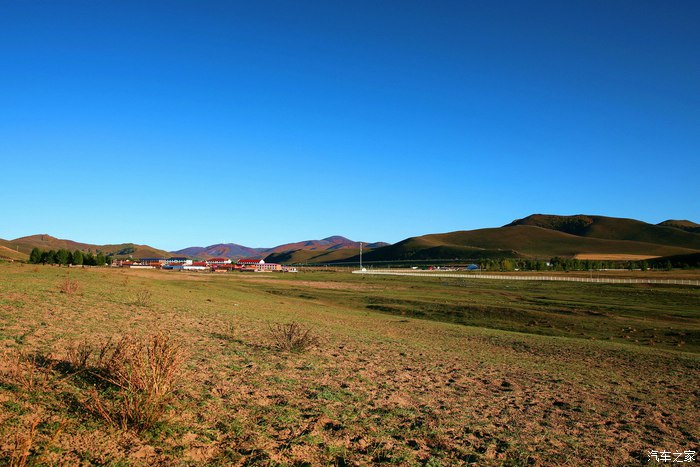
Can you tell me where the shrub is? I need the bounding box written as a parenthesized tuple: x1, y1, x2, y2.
(0, 350, 54, 392)
(133, 290, 153, 307)
(58, 278, 79, 294)
(84, 334, 185, 431)
(269, 321, 319, 353)
(65, 340, 93, 370)
(8, 416, 40, 467)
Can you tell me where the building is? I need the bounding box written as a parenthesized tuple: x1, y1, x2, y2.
(258, 262, 282, 271)
(164, 257, 192, 266)
(140, 258, 165, 267)
(237, 258, 265, 266)
(237, 258, 281, 272)
(205, 257, 232, 266)
(184, 261, 208, 271)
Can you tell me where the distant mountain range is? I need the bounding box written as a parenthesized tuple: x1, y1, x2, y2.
(2, 214, 699, 264)
(172, 236, 390, 263)
(0, 234, 389, 263)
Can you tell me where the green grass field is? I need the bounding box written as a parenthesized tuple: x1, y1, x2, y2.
(1, 263, 698, 465)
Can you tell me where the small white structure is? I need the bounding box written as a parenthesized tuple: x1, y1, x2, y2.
(164, 257, 193, 266)
(205, 257, 232, 266)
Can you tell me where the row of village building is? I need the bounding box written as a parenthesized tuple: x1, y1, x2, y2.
(114, 257, 296, 272)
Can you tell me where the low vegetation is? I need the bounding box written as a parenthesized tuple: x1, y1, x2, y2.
(0, 263, 698, 465)
(82, 334, 185, 432)
(269, 321, 319, 353)
(133, 289, 153, 307)
(57, 277, 79, 294)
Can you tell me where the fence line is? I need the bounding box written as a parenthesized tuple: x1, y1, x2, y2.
(352, 269, 700, 287)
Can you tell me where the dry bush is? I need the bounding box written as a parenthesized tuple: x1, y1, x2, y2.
(269, 321, 320, 353)
(133, 290, 153, 307)
(58, 277, 79, 294)
(84, 334, 185, 431)
(1, 350, 54, 392)
(225, 321, 237, 341)
(65, 340, 93, 370)
(8, 416, 40, 467)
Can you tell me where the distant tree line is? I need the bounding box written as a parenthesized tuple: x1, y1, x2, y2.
(29, 247, 112, 266)
(647, 254, 700, 270)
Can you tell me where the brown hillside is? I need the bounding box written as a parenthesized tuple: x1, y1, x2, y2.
(264, 236, 362, 255)
(658, 219, 700, 233)
(0, 245, 28, 261)
(265, 247, 367, 264)
(508, 214, 700, 250)
(359, 224, 700, 262)
(100, 243, 173, 259)
(11, 234, 92, 254)
(9, 235, 171, 259)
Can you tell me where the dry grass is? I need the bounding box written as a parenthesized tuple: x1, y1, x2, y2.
(1, 263, 699, 465)
(83, 334, 185, 432)
(1, 349, 54, 392)
(57, 277, 79, 294)
(269, 321, 320, 353)
(8, 417, 40, 467)
(132, 289, 153, 307)
(65, 340, 94, 370)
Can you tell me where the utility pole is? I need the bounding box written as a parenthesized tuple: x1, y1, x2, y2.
(360, 242, 363, 271)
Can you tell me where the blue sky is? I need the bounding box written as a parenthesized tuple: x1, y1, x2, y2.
(1, 1, 698, 250)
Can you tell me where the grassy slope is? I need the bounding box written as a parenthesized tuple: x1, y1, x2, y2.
(8, 235, 171, 258)
(361, 225, 698, 261)
(659, 219, 700, 233)
(0, 245, 28, 261)
(265, 248, 365, 264)
(0, 264, 698, 465)
(100, 243, 173, 259)
(511, 214, 700, 249)
(9, 234, 92, 254)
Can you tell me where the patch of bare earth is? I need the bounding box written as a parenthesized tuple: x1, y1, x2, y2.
(574, 254, 661, 261)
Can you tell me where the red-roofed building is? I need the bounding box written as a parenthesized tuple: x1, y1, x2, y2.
(237, 258, 265, 265)
(237, 258, 281, 271)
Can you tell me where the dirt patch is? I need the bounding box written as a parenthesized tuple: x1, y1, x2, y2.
(574, 254, 660, 260)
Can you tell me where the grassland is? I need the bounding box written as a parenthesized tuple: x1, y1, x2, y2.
(1, 263, 698, 465)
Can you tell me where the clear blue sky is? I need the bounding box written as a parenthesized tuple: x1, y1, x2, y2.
(2, 1, 698, 250)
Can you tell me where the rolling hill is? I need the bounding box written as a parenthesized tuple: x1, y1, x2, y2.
(658, 219, 700, 234)
(264, 247, 378, 264)
(173, 243, 267, 260)
(508, 214, 700, 250)
(173, 236, 389, 261)
(263, 236, 388, 254)
(327, 214, 700, 264)
(5, 235, 171, 259)
(5, 214, 699, 264)
(0, 244, 28, 261)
